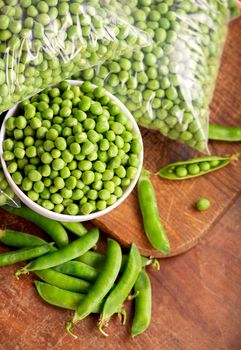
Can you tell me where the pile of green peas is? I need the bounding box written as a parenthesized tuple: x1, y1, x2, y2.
(77, 0, 230, 151)
(3, 81, 142, 215)
(0, 0, 148, 114)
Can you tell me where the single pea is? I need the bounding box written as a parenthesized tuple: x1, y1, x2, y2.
(59, 188, 72, 201)
(81, 141, 95, 156)
(195, 198, 211, 212)
(14, 147, 25, 159)
(102, 169, 114, 181)
(46, 129, 58, 141)
(175, 166, 188, 178)
(28, 170, 42, 182)
(61, 150, 74, 163)
(87, 189, 98, 201)
(54, 177, 65, 190)
(43, 140, 55, 152)
(21, 177, 33, 192)
(104, 181, 115, 193)
(40, 164, 51, 177)
(55, 137, 67, 151)
(51, 148, 61, 159)
(52, 158, 65, 171)
(54, 204, 64, 213)
(210, 160, 220, 168)
(82, 170, 95, 185)
(7, 162, 18, 174)
(65, 176, 77, 190)
(51, 193, 63, 205)
(33, 181, 45, 193)
(69, 142, 81, 155)
(79, 96, 91, 112)
(199, 162, 211, 172)
(66, 203, 79, 216)
(114, 186, 123, 198)
(126, 166, 138, 180)
(42, 200, 54, 211)
(121, 178, 131, 187)
(99, 189, 111, 201)
(41, 152, 53, 164)
(187, 164, 200, 175)
(15, 116, 27, 129)
(24, 136, 35, 147)
(80, 202, 94, 215)
(28, 190, 39, 202)
(96, 200, 107, 211)
(30, 117, 42, 129)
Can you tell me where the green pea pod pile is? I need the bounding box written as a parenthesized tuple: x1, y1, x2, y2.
(0, 208, 156, 338)
(0, 0, 150, 114)
(77, 0, 231, 151)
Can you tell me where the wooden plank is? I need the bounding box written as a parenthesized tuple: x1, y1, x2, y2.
(94, 18, 241, 258)
(0, 189, 240, 350)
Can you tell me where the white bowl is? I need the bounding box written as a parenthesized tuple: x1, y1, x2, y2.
(0, 80, 143, 222)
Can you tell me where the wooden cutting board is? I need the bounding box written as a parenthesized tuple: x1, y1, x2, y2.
(93, 18, 241, 258)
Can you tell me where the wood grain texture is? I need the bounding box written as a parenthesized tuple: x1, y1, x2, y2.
(94, 18, 241, 258)
(0, 17, 241, 350)
(0, 184, 241, 350)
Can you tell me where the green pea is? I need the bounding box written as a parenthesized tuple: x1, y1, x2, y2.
(175, 166, 188, 178)
(195, 198, 211, 212)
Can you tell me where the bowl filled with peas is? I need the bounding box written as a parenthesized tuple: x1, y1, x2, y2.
(0, 80, 143, 222)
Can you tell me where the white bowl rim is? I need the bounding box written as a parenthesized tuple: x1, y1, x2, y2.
(0, 80, 143, 222)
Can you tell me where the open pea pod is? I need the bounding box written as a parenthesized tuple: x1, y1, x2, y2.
(157, 153, 240, 181)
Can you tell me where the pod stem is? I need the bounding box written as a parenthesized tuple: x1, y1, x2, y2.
(127, 291, 140, 301)
(118, 307, 127, 325)
(0, 229, 5, 237)
(15, 267, 29, 280)
(140, 168, 151, 180)
(150, 258, 160, 270)
(230, 152, 241, 162)
(98, 320, 109, 337)
(65, 321, 78, 339)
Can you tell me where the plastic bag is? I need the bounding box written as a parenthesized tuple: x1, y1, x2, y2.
(77, 0, 230, 151)
(0, 0, 150, 115)
(228, 0, 241, 17)
(0, 160, 20, 207)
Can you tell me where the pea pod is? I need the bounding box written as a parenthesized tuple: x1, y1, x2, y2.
(61, 222, 88, 237)
(15, 228, 99, 277)
(3, 206, 69, 248)
(77, 251, 154, 271)
(138, 170, 170, 254)
(99, 244, 142, 334)
(209, 124, 241, 142)
(0, 228, 47, 248)
(35, 269, 91, 294)
(66, 239, 122, 338)
(0, 243, 54, 267)
(131, 270, 152, 337)
(157, 153, 241, 180)
(35, 281, 101, 313)
(54, 261, 98, 282)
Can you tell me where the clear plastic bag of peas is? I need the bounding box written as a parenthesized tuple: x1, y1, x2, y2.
(0, 160, 20, 207)
(0, 0, 150, 114)
(77, 0, 231, 151)
(228, 0, 241, 17)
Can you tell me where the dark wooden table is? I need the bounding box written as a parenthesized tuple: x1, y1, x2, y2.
(0, 17, 241, 350)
